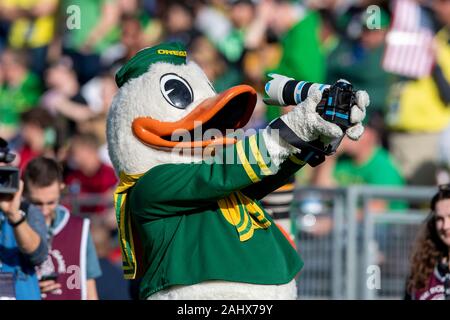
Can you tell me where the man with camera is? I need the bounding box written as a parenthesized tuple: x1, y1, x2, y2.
(0, 138, 48, 299)
(23, 156, 101, 300)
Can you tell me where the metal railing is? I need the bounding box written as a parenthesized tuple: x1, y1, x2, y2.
(292, 185, 436, 300)
(362, 212, 425, 299)
(61, 183, 437, 299)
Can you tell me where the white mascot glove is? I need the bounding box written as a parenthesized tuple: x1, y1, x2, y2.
(281, 85, 369, 142)
(263, 85, 370, 167)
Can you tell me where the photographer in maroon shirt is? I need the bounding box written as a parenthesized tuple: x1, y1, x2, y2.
(405, 184, 450, 300)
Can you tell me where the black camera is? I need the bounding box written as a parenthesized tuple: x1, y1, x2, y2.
(264, 74, 357, 155)
(0, 138, 19, 194)
(264, 73, 356, 132)
(316, 80, 355, 131)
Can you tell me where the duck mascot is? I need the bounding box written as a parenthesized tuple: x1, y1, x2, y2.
(106, 42, 369, 299)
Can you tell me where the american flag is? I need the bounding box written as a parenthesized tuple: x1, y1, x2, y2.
(382, 0, 435, 78)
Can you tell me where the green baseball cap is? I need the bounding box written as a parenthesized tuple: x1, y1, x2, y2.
(115, 42, 188, 88)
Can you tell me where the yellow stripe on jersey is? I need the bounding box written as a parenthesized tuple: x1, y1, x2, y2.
(236, 140, 260, 183)
(249, 135, 272, 176)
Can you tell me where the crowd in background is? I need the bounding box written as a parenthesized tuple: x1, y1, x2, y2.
(0, 0, 449, 299)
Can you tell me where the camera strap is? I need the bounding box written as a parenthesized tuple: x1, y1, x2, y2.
(269, 118, 327, 167)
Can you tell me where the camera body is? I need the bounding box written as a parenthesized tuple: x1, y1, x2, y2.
(264, 74, 356, 132)
(0, 138, 19, 194)
(316, 80, 355, 132)
(264, 74, 357, 155)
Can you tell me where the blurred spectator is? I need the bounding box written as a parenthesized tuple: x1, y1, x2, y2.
(61, 0, 120, 84)
(215, 0, 258, 65)
(79, 68, 118, 166)
(267, 0, 326, 83)
(117, 0, 140, 16)
(117, 0, 163, 47)
(432, 0, 450, 30)
(190, 36, 242, 92)
(64, 133, 117, 216)
(310, 116, 406, 251)
(162, 1, 202, 49)
(0, 0, 59, 76)
(326, 7, 392, 121)
(90, 219, 131, 300)
(0, 49, 42, 140)
(264, 0, 326, 123)
(41, 56, 94, 139)
(102, 0, 163, 66)
(0, 18, 9, 54)
(437, 125, 450, 185)
(0, 166, 48, 300)
(386, 0, 450, 185)
(23, 157, 101, 299)
(432, 0, 450, 186)
(102, 14, 147, 67)
(260, 176, 296, 241)
(12, 108, 57, 172)
(405, 184, 450, 300)
(312, 116, 406, 213)
(195, 0, 232, 43)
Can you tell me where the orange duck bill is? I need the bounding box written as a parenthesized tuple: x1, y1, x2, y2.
(132, 85, 257, 149)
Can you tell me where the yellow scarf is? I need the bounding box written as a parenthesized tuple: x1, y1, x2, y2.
(114, 171, 144, 280)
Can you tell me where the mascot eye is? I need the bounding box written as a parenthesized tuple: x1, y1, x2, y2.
(160, 74, 194, 109)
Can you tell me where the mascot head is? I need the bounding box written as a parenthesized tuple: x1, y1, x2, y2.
(107, 42, 257, 175)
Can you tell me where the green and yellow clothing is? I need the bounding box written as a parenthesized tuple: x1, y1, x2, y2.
(61, 0, 119, 54)
(116, 133, 305, 299)
(0, 72, 42, 128)
(334, 146, 406, 210)
(5, 0, 58, 49)
(387, 28, 450, 132)
(271, 11, 326, 83)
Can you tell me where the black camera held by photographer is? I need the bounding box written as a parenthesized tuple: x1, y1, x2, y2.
(264, 73, 357, 156)
(0, 137, 19, 194)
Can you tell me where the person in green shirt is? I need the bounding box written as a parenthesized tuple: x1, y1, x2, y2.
(312, 116, 406, 212)
(61, 0, 120, 84)
(310, 116, 406, 252)
(264, 1, 326, 123)
(326, 8, 392, 119)
(0, 49, 42, 140)
(215, 0, 258, 65)
(268, 3, 326, 83)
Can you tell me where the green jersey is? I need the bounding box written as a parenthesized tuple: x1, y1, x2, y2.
(265, 10, 326, 123)
(334, 147, 406, 210)
(0, 72, 41, 128)
(62, 0, 119, 54)
(128, 133, 305, 299)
